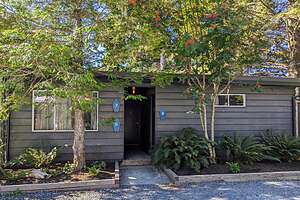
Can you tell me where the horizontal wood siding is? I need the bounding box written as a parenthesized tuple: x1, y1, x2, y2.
(9, 89, 124, 161)
(155, 84, 294, 140)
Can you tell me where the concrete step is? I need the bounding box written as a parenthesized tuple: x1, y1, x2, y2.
(120, 165, 170, 186)
(121, 159, 152, 167)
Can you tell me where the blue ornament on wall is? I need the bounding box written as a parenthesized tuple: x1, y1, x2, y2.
(112, 118, 121, 133)
(112, 99, 121, 113)
(160, 109, 166, 120)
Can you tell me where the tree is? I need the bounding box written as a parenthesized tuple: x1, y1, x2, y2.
(0, 1, 114, 171)
(100, 0, 270, 162)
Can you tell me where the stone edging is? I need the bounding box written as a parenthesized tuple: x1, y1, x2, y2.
(163, 168, 300, 185)
(0, 161, 120, 193)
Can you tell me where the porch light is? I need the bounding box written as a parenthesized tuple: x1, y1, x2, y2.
(132, 86, 136, 95)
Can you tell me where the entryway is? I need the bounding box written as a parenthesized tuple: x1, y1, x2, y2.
(123, 87, 155, 165)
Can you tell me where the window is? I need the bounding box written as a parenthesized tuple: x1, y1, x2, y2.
(216, 94, 246, 107)
(32, 91, 99, 132)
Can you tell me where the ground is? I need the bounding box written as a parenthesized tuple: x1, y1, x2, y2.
(2, 166, 300, 199)
(2, 181, 300, 200)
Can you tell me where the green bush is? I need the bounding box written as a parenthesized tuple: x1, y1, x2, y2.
(10, 147, 58, 168)
(152, 128, 210, 172)
(226, 162, 240, 173)
(220, 134, 272, 165)
(63, 162, 76, 175)
(86, 161, 106, 177)
(262, 133, 300, 162)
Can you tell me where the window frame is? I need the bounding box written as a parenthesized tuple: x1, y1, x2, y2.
(32, 90, 99, 132)
(215, 94, 246, 108)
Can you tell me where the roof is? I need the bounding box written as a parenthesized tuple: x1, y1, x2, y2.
(95, 72, 300, 87)
(235, 76, 300, 87)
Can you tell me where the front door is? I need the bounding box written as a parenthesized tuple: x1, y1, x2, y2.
(124, 87, 155, 153)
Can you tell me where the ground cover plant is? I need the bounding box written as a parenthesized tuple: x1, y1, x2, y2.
(0, 148, 114, 186)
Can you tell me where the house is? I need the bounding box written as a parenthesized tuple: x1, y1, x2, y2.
(4, 76, 300, 162)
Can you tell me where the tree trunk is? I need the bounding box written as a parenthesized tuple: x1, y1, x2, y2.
(210, 96, 217, 164)
(73, 108, 86, 171)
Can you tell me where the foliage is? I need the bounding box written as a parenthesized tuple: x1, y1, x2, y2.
(62, 162, 77, 175)
(1, 170, 29, 182)
(86, 161, 106, 177)
(262, 132, 300, 162)
(226, 162, 240, 174)
(220, 135, 274, 165)
(10, 147, 58, 169)
(125, 94, 147, 101)
(152, 128, 210, 172)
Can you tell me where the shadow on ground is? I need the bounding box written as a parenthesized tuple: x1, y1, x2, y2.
(2, 181, 300, 200)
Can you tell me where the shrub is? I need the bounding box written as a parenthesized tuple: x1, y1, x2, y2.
(10, 147, 58, 168)
(152, 128, 210, 172)
(262, 133, 300, 162)
(0, 139, 6, 175)
(220, 134, 271, 165)
(86, 161, 106, 177)
(63, 162, 76, 175)
(226, 162, 240, 173)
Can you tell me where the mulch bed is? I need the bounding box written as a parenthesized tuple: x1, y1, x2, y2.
(0, 163, 115, 186)
(176, 161, 300, 176)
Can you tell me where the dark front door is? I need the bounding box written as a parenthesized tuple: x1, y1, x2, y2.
(124, 87, 155, 153)
(124, 101, 142, 146)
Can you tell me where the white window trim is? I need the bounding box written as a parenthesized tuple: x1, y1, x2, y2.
(215, 94, 246, 108)
(32, 90, 99, 132)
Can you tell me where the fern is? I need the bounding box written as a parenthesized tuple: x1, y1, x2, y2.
(220, 134, 276, 165)
(262, 133, 300, 162)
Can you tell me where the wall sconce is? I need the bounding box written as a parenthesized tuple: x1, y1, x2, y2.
(112, 118, 121, 133)
(160, 109, 166, 120)
(132, 86, 136, 95)
(112, 99, 121, 113)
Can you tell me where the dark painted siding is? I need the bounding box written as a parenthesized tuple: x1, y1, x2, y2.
(9, 89, 124, 161)
(155, 84, 294, 140)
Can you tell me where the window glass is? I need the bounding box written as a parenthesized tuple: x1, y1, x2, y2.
(217, 95, 228, 106)
(55, 98, 73, 130)
(229, 95, 244, 106)
(84, 92, 98, 130)
(33, 91, 99, 131)
(33, 91, 55, 130)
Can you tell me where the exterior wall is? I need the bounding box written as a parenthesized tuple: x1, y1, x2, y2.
(9, 89, 124, 161)
(155, 84, 295, 141)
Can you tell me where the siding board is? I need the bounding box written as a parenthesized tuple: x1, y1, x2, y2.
(9, 89, 124, 161)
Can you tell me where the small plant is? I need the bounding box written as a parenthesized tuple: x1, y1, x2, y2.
(86, 161, 106, 177)
(0, 139, 6, 176)
(220, 134, 273, 165)
(63, 162, 76, 175)
(10, 147, 58, 168)
(152, 128, 210, 172)
(262, 132, 300, 162)
(226, 162, 240, 173)
(3, 170, 29, 181)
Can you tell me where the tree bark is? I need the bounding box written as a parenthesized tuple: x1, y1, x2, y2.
(210, 96, 217, 163)
(73, 108, 86, 171)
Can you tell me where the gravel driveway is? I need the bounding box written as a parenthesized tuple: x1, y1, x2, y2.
(2, 181, 300, 200)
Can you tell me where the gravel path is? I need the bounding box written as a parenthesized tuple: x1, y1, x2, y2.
(2, 181, 300, 200)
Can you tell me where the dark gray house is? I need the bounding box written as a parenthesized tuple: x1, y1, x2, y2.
(5, 76, 300, 162)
